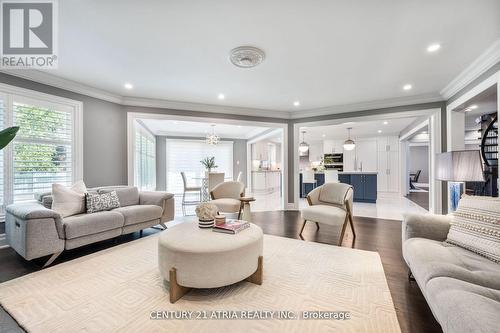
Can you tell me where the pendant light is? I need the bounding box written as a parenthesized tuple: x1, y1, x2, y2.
(343, 127, 355, 151)
(206, 124, 220, 145)
(298, 130, 309, 153)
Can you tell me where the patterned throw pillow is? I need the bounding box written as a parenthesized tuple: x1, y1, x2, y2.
(446, 195, 500, 263)
(85, 191, 120, 214)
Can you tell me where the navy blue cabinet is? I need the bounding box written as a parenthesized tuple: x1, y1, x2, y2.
(339, 173, 377, 203)
(299, 173, 325, 197)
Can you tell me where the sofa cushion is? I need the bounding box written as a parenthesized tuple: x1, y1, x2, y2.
(85, 191, 120, 213)
(112, 205, 162, 226)
(301, 205, 346, 226)
(425, 277, 500, 333)
(51, 181, 87, 218)
(404, 238, 500, 290)
(209, 198, 241, 213)
(63, 211, 124, 239)
(98, 186, 139, 207)
(446, 195, 500, 263)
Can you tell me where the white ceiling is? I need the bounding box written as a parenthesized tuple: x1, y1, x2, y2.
(32, 0, 500, 113)
(140, 119, 271, 139)
(300, 117, 417, 141)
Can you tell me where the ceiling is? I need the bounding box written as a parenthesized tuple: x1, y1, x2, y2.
(140, 119, 272, 139)
(300, 117, 417, 141)
(27, 0, 500, 113)
(455, 85, 498, 115)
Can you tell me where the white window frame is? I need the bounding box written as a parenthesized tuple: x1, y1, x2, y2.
(134, 121, 156, 190)
(0, 83, 83, 207)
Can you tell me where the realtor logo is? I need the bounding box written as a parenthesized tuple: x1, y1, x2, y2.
(0, 0, 58, 68)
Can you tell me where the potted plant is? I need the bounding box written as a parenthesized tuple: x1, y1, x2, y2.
(200, 156, 218, 173)
(0, 126, 19, 150)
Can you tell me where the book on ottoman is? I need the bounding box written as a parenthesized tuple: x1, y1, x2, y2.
(212, 219, 250, 234)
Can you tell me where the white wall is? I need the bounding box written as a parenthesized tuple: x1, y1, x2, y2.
(409, 145, 429, 183)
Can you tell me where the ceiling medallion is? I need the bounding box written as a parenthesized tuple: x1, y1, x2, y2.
(229, 46, 265, 68)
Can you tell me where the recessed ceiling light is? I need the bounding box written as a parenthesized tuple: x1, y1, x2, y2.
(237, 125, 242, 128)
(218, 93, 225, 100)
(403, 84, 412, 91)
(343, 122, 355, 125)
(383, 121, 388, 125)
(293, 101, 300, 107)
(124, 83, 133, 90)
(427, 43, 441, 53)
(469, 105, 478, 109)
(378, 130, 382, 133)
(322, 134, 326, 137)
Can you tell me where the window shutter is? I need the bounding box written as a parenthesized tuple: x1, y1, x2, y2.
(166, 139, 233, 195)
(12, 101, 73, 202)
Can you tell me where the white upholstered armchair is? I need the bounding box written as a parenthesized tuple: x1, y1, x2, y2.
(209, 181, 245, 218)
(300, 183, 356, 246)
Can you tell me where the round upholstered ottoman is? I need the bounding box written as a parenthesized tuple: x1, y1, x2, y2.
(158, 220, 263, 303)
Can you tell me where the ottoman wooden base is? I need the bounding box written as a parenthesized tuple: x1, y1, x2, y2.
(169, 256, 263, 303)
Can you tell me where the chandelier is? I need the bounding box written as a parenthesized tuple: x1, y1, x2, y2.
(206, 124, 220, 145)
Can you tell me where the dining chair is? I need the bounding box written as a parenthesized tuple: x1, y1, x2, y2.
(181, 172, 202, 215)
(302, 170, 317, 197)
(208, 172, 225, 192)
(324, 170, 339, 183)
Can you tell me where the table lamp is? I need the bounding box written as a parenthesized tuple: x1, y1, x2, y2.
(436, 150, 484, 212)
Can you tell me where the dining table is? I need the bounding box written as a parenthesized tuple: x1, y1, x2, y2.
(192, 176, 232, 202)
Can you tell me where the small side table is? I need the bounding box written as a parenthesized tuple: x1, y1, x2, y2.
(239, 197, 255, 222)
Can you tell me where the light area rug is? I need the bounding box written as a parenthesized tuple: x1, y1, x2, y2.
(0, 234, 401, 333)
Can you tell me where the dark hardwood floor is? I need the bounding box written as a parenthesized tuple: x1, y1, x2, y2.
(406, 191, 429, 210)
(0, 212, 441, 333)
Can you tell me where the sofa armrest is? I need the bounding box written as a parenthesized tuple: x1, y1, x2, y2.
(402, 213, 452, 243)
(6, 201, 64, 238)
(139, 191, 175, 222)
(5, 201, 65, 260)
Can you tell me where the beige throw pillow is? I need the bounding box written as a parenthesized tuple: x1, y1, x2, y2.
(446, 195, 500, 263)
(51, 180, 87, 217)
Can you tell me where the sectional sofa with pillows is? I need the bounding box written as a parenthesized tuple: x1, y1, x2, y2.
(5, 181, 175, 267)
(403, 195, 500, 333)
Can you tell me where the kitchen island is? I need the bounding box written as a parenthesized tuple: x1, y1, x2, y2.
(300, 171, 377, 203)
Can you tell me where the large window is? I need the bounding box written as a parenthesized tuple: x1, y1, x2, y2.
(0, 85, 82, 215)
(134, 123, 156, 190)
(166, 139, 233, 195)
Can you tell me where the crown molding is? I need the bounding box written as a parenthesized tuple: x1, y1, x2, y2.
(440, 38, 500, 100)
(0, 69, 445, 120)
(289, 93, 443, 119)
(121, 96, 290, 119)
(0, 69, 123, 104)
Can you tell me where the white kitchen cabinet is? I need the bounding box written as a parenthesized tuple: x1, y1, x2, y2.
(355, 140, 377, 172)
(387, 151, 400, 192)
(323, 140, 334, 154)
(377, 150, 388, 191)
(343, 148, 355, 171)
(323, 140, 344, 154)
(376, 136, 400, 193)
(308, 141, 323, 162)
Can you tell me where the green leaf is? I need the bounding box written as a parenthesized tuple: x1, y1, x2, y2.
(0, 126, 19, 150)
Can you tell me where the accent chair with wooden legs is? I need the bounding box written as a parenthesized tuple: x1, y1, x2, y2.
(209, 181, 245, 218)
(299, 183, 355, 246)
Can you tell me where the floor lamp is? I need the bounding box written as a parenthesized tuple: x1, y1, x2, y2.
(436, 151, 484, 212)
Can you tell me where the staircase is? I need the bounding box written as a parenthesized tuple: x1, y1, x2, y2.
(479, 114, 498, 196)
